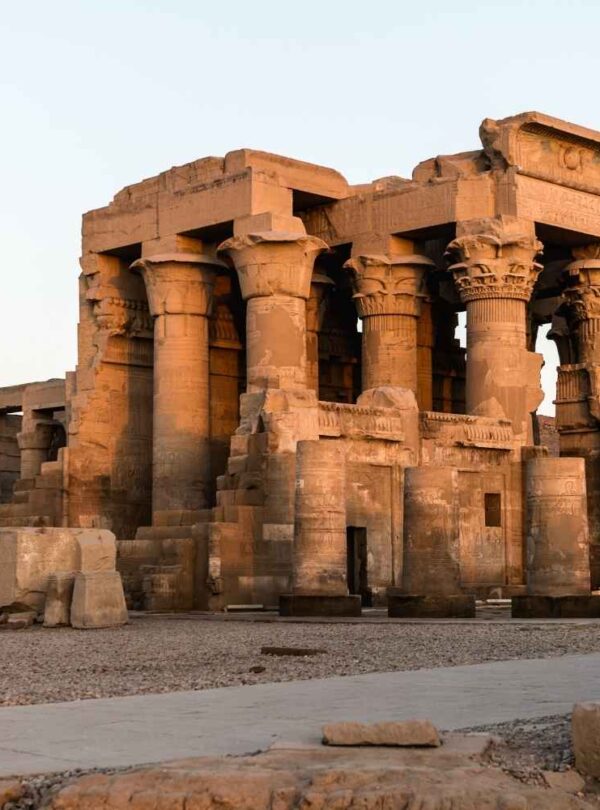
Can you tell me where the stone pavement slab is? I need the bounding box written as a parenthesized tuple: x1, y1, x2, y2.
(1, 652, 599, 777)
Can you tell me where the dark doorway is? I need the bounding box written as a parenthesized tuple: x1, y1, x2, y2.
(346, 527, 371, 606)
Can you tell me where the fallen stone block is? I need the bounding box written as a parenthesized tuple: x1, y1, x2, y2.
(5, 610, 35, 629)
(0, 527, 116, 612)
(44, 572, 75, 627)
(70, 571, 128, 629)
(573, 702, 600, 778)
(322, 720, 441, 747)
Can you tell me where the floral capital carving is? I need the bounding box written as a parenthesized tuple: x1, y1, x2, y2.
(344, 254, 434, 318)
(446, 217, 543, 303)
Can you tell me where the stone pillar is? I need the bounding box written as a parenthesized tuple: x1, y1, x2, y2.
(131, 253, 220, 521)
(512, 457, 600, 617)
(218, 232, 327, 392)
(556, 242, 600, 588)
(563, 243, 600, 367)
(18, 424, 54, 480)
(345, 251, 434, 396)
(446, 216, 544, 442)
(280, 440, 361, 616)
(387, 466, 475, 618)
(306, 273, 333, 395)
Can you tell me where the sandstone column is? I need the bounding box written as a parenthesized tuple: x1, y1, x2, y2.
(218, 232, 327, 392)
(387, 466, 476, 618)
(280, 440, 361, 616)
(306, 273, 333, 395)
(560, 242, 600, 588)
(345, 252, 433, 396)
(446, 216, 544, 442)
(512, 457, 600, 617)
(131, 253, 220, 521)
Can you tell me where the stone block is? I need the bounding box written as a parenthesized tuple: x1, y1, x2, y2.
(76, 532, 116, 572)
(573, 702, 600, 777)
(43, 572, 75, 627)
(511, 594, 600, 619)
(322, 720, 441, 747)
(387, 591, 476, 618)
(279, 594, 361, 617)
(0, 527, 115, 612)
(70, 571, 128, 629)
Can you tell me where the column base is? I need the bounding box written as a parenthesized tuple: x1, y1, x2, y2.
(511, 594, 600, 619)
(279, 594, 362, 618)
(387, 591, 476, 619)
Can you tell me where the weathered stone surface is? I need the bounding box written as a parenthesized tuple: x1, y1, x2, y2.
(48, 745, 593, 809)
(43, 572, 75, 627)
(4, 113, 600, 613)
(322, 719, 441, 747)
(0, 528, 117, 613)
(573, 702, 600, 778)
(70, 571, 128, 629)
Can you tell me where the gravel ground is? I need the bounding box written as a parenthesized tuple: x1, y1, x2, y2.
(2, 615, 600, 706)
(464, 713, 574, 774)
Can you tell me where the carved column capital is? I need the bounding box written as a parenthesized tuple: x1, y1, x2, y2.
(217, 232, 328, 300)
(344, 253, 434, 317)
(563, 243, 600, 323)
(130, 253, 223, 318)
(446, 217, 543, 303)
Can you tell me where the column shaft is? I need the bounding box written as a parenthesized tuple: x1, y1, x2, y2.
(292, 440, 347, 596)
(131, 254, 218, 520)
(447, 217, 543, 441)
(345, 252, 433, 397)
(153, 312, 210, 513)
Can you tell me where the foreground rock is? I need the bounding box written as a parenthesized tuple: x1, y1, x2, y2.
(49, 744, 593, 809)
(323, 719, 441, 747)
(573, 702, 600, 778)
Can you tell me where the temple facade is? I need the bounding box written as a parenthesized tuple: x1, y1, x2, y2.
(2, 111, 600, 615)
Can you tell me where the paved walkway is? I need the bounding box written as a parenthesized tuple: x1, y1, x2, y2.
(2, 652, 599, 777)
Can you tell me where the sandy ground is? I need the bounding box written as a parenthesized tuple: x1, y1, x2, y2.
(2, 613, 600, 706)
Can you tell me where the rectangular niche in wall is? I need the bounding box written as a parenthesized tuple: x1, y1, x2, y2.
(484, 492, 502, 528)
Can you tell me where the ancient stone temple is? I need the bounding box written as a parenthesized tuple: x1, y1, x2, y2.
(3, 111, 600, 616)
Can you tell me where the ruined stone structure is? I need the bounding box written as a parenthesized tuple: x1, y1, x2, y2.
(3, 111, 600, 615)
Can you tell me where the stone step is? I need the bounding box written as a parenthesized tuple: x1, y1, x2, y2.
(11, 491, 29, 505)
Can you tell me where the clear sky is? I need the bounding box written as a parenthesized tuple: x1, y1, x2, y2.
(2, 0, 599, 414)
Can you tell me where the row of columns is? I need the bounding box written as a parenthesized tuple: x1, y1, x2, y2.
(130, 217, 600, 522)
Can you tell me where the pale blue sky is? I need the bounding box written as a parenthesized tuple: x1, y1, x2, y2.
(2, 0, 599, 414)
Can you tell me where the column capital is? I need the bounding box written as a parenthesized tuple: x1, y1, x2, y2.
(217, 232, 328, 300)
(130, 253, 224, 318)
(563, 242, 600, 322)
(446, 216, 543, 303)
(344, 253, 434, 317)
